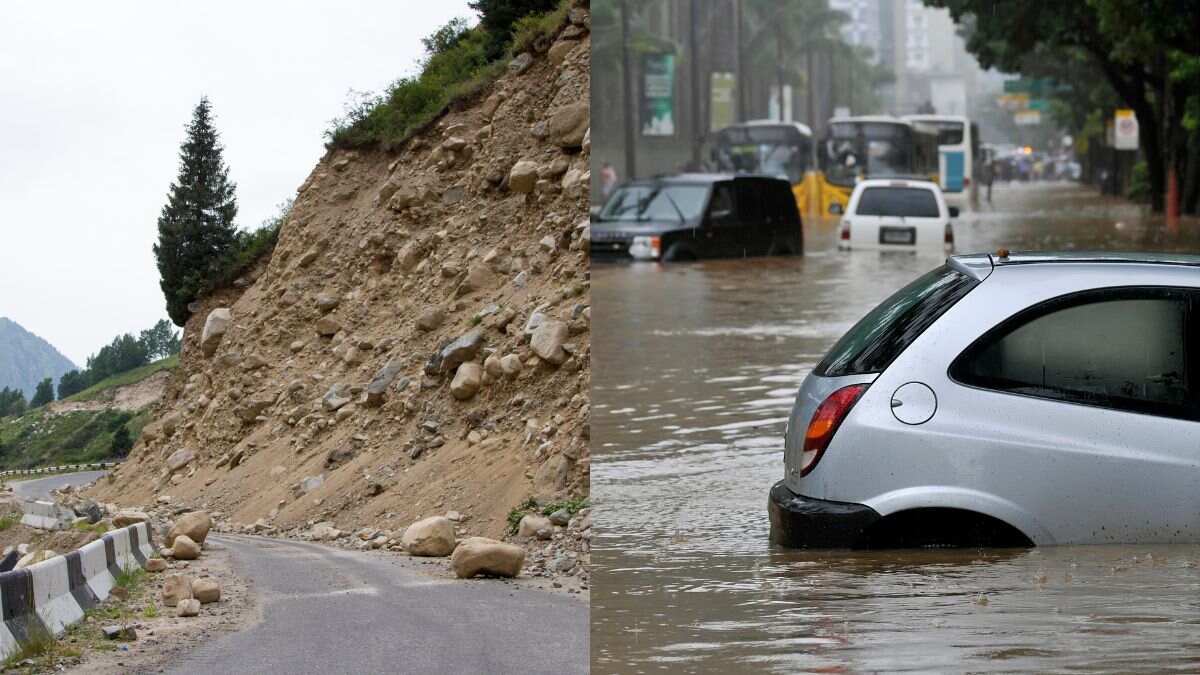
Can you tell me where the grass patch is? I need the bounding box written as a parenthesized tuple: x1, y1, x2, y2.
(0, 408, 139, 469)
(0, 515, 17, 532)
(64, 355, 178, 403)
(142, 603, 159, 619)
(72, 520, 110, 534)
(540, 496, 589, 519)
(506, 497, 540, 536)
(114, 568, 145, 593)
(2, 625, 58, 669)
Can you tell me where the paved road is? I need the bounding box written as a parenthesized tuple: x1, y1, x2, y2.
(8, 470, 106, 500)
(163, 534, 588, 675)
(20, 471, 588, 674)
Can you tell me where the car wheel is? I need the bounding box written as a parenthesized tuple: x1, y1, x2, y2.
(663, 244, 697, 262)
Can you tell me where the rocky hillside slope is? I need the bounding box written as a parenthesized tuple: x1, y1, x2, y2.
(91, 14, 591, 545)
(0, 317, 76, 397)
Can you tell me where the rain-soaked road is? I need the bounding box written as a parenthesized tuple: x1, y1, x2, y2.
(591, 182, 1200, 673)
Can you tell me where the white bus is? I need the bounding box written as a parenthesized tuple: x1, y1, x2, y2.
(903, 115, 980, 205)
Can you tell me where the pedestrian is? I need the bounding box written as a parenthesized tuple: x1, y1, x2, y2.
(600, 162, 618, 199)
(985, 159, 995, 203)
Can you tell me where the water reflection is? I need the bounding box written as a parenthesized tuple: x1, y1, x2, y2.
(592, 183, 1200, 673)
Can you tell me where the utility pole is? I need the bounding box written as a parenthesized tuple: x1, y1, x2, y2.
(689, 0, 702, 164)
(734, 0, 745, 122)
(620, 0, 637, 180)
(1163, 47, 1179, 232)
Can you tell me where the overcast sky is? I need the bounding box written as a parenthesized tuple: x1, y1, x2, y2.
(0, 1, 472, 365)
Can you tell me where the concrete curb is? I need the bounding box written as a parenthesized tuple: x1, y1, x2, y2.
(0, 522, 155, 659)
(0, 462, 119, 478)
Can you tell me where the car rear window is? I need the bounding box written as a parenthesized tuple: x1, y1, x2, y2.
(854, 187, 940, 218)
(815, 264, 978, 377)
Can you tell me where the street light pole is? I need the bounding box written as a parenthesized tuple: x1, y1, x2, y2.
(620, 0, 637, 180)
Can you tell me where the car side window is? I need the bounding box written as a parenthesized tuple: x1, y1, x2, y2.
(734, 180, 763, 226)
(708, 183, 735, 225)
(951, 287, 1196, 421)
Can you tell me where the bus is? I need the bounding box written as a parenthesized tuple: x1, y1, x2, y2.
(903, 114, 980, 205)
(818, 116, 940, 214)
(711, 117, 938, 217)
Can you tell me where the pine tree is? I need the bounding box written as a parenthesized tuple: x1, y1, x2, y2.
(30, 378, 54, 408)
(154, 97, 239, 326)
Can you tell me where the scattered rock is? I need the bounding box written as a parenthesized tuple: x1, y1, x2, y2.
(161, 575, 194, 607)
(145, 558, 168, 573)
(416, 307, 445, 332)
(201, 308, 231, 357)
(546, 102, 589, 148)
(102, 625, 137, 641)
(450, 363, 483, 400)
(517, 514, 553, 540)
(531, 319, 569, 365)
(112, 510, 150, 527)
(323, 384, 353, 411)
(176, 598, 201, 617)
(173, 535, 201, 560)
(166, 448, 195, 474)
(365, 359, 404, 408)
(508, 161, 538, 193)
(192, 577, 221, 604)
(508, 52, 534, 75)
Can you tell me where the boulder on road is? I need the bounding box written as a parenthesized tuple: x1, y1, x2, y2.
(145, 558, 168, 573)
(401, 516, 456, 556)
(162, 575, 194, 607)
(192, 577, 221, 604)
(167, 511, 212, 547)
(172, 535, 201, 560)
(176, 598, 201, 617)
(450, 537, 525, 578)
(201, 309, 232, 357)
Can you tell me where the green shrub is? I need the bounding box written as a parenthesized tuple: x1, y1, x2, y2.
(471, 0, 561, 59)
(326, 0, 569, 151)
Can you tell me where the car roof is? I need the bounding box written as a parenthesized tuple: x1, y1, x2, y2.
(853, 178, 941, 190)
(948, 251, 1200, 281)
(628, 173, 789, 186)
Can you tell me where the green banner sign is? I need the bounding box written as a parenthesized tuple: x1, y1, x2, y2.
(641, 53, 676, 136)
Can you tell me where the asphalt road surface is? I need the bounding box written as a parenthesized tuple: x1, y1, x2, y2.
(163, 535, 588, 675)
(17, 471, 588, 674)
(8, 470, 106, 500)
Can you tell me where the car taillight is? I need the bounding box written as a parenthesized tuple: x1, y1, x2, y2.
(840, 222, 850, 240)
(944, 223, 954, 245)
(963, 176, 971, 188)
(800, 384, 868, 477)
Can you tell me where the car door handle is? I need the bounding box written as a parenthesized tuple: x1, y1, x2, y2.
(890, 399, 903, 408)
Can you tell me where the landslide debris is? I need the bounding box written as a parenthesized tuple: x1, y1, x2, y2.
(90, 8, 591, 583)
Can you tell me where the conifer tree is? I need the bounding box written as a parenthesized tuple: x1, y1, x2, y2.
(154, 97, 238, 325)
(30, 378, 54, 408)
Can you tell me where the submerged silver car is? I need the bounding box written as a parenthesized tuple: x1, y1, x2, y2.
(770, 252, 1200, 548)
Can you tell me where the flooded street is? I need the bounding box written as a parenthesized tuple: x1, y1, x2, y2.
(591, 182, 1200, 673)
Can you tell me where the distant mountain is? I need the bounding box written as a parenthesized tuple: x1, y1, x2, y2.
(0, 317, 77, 398)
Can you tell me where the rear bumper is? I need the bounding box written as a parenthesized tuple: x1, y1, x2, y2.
(768, 481, 881, 548)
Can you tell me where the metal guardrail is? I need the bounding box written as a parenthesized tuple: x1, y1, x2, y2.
(0, 461, 119, 478)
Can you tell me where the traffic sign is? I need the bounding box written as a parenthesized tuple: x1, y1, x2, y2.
(1114, 109, 1138, 150)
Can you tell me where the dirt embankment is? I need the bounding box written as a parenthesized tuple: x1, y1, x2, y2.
(89, 10, 591, 565)
(46, 370, 172, 414)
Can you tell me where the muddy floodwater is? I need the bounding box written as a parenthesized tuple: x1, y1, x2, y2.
(592, 183, 1200, 673)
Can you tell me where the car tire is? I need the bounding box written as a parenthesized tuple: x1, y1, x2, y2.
(663, 244, 697, 262)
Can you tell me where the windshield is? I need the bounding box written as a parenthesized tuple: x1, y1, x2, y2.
(815, 265, 977, 377)
(598, 184, 710, 222)
(713, 127, 811, 184)
(823, 123, 913, 185)
(924, 120, 965, 145)
(854, 187, 941, 217)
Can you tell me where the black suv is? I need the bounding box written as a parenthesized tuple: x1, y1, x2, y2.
(590, 174, 803, 261)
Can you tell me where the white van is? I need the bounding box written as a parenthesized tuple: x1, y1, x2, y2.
(838, 179, 955, 252)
